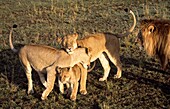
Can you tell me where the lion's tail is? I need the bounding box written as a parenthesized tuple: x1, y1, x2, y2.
(116, 9, 136, 38)
(87, 61, 96, 72)
(9, 24, 18, 53)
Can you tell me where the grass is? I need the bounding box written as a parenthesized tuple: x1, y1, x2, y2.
(0, 0, 170, 108)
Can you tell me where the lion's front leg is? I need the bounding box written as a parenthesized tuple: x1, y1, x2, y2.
(41, 69, 56, 100)
(65, 83, 72, 97)
(58, 76, 64, 94)
(80, 67, 87, 95)
(70, 82, 79, 101)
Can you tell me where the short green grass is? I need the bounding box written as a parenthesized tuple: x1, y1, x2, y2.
(0, 0, 170, 108)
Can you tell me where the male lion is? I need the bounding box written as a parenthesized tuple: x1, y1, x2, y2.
(9, 25, 91, 100)
(136, 19, 170, 71)
(57, 10, 136, 81)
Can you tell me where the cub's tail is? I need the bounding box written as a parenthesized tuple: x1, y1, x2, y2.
(9, 24, 18, 53)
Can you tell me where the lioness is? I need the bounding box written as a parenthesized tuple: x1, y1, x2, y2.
(58, 10, 136, 81)
(57, 63, 86, 101)
(9, 25, 91, 100)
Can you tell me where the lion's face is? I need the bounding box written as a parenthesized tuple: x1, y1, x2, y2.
(62, 33, 78, 53)
(136, 30, 144, 50)
(58, 68, 71, 84)
(136, 24, 156, 56)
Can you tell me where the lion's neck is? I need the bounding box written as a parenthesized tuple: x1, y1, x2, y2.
(70, 50, 82, 66)
(77, 40, 84, 47)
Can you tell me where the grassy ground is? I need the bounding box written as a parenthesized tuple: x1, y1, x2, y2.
(0, 0, 170, 108)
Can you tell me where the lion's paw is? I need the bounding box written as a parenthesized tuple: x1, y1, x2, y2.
(114, 74, 121, 79)
(41, 96, 47, 100)
(99, 77, 106, 81)
(80, 90, 87, 95)
(59, 88, 64, 94)
(27, 89, 34, 94)
(70, 95, 76, 101)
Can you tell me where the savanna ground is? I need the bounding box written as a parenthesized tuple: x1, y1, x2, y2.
(0, 0, 170, 108)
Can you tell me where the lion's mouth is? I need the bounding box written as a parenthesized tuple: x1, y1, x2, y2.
(66, 48, 73, 53)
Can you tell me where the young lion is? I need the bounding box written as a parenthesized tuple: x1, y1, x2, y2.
(57, 63, 88, 101)
(58, 61, 96, 100)
(9, 25, 91, 100)
(57, 10, 136, 81)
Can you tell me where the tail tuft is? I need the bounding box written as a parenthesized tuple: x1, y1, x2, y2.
(124, 8, 129, 13)
(13, 24, 17, 28)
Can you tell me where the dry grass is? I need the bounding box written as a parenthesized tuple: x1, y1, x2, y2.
(0, 0, 170, 108)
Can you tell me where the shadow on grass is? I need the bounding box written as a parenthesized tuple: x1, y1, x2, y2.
(124, 71, 170, 96)
(121, 57, 170, 100)
(122, 56, 170, 75)
(0, 45, 63, 101)
(0, 47, 23, 81)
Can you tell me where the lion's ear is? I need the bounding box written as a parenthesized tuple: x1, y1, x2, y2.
(148, 25, 155, 34)
(56, 36, 63, 45)
(68, 67, 72, 71)
(73, 33, 78, 39)
(57, 67, 62, 74)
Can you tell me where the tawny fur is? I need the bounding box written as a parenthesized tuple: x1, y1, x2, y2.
(57, 10, 136, 81)
(58, 64, 87, 101)
(9, 27, 91, 100)
(136, 19, 170, 70)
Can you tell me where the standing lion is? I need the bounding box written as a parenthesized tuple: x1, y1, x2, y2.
(136, 19, 170, 71)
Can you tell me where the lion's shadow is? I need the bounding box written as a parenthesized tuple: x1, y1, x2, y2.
(121, 56, 170, 97)
(0, 48, 24, 82)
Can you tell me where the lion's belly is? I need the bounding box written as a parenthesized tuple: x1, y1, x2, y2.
(90, 50, 104, 62)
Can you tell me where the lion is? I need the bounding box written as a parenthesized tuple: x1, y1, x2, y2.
(57, 63, 95, 101)
(9, 25, 91, 100)
(57, 9, 136, 81)
(136, 19, 170, 71)
(57, 62, 96, 101)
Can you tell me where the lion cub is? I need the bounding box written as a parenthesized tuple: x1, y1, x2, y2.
(58, 64, 86, 101)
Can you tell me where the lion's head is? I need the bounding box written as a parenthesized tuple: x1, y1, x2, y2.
(56, 33, 78, 54)
(136, 19, 170, 70)
(57, 67, 72, 84)
(62, 33, 78, 53)
(136, 19, 162, 56)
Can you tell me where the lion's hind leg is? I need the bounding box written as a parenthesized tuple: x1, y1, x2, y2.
(20, 58, 34, 94)
(105, 51, 122, 78)
(25, 65, 34, 94)
(38, 72, 47, 88)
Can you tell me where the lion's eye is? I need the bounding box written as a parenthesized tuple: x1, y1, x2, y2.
(64, 75, 68, 78)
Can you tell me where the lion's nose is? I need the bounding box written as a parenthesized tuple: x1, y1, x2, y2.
(68, 48, 72, 51)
